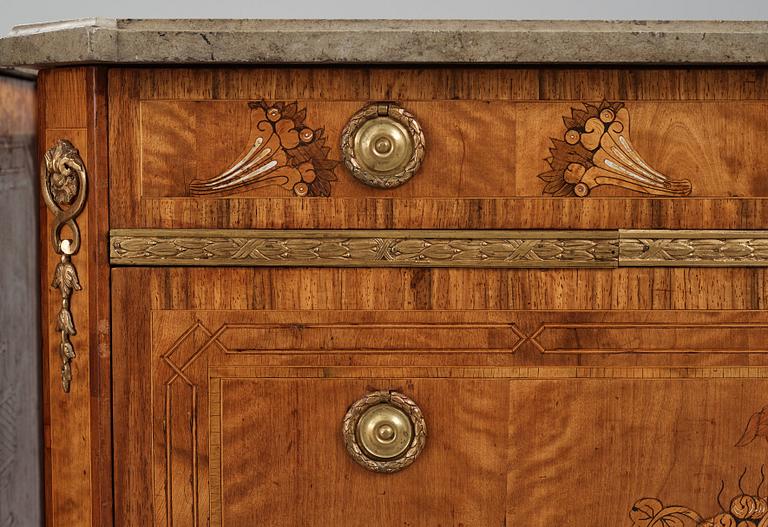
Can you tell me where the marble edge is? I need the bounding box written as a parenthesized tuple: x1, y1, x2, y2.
(2, 19, 768, 67)
(0, 67, 37, 80)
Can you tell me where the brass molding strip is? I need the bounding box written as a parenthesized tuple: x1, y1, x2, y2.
(109, 229, 768, 268)
(620, 230, 768, 267)
(109, 229, 618, 268)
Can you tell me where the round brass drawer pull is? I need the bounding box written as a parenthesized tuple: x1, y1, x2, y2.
(341, 102, 425, 189)
(342, 390, 427, 473)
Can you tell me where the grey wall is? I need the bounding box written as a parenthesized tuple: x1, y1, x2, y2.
(0, 72, 40, 527)
(1, 0, 768, 36)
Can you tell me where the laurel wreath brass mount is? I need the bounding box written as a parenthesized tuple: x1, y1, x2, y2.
(342, 391, 427, 473)
(341, 102, 425, 189)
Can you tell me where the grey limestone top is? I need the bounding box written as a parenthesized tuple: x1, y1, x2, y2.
(2, 18, 768, 67)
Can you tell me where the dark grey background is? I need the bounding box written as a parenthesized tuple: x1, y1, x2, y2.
(1, 0, 768, 35)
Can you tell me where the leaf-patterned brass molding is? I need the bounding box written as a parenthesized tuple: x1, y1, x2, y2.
(538, 100, 692, 198)
(189, 100, 340, 197)
(109, 229, 619, 268)
(109, 229, 768, 268)
(620, 230, 768, 267)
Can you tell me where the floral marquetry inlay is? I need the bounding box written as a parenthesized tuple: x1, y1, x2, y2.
(630, 405, 768, 527)
(538, 100, 693, 198)
(189, 100, 340, 197)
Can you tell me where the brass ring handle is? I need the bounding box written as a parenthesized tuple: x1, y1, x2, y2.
(342, 390, 427, 473)
(340, 102, 425, 189)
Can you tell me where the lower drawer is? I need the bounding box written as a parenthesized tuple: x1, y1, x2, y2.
(208, 376, 764, 527)
(112, 268, 768, 526)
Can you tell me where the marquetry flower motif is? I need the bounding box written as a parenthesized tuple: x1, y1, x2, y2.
(630, 407, 768, 527)
(736, 405, 768, 448)
(631, 493, 768, 527)
(538, 100, 692, 198)
(189, 100, 339, 197)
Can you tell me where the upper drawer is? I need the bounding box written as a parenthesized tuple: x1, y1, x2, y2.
(108, 67, 768, 230)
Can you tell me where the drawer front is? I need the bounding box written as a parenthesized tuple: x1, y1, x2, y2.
(106, 65, 768, 527)
(204, 377, 761, 526)
(112, 267, 768, 526)
(109, 67, 768, 230)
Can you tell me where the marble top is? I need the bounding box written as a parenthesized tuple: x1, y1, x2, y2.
(2, 19, 768, 67)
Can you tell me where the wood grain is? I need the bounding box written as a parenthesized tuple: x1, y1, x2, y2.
(141, 267, 768, 311)
(38, 67, 112, 527)
(507, 379, 768, 525)
(111, 267, 152, 526)
(218, 378, 507, 526)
